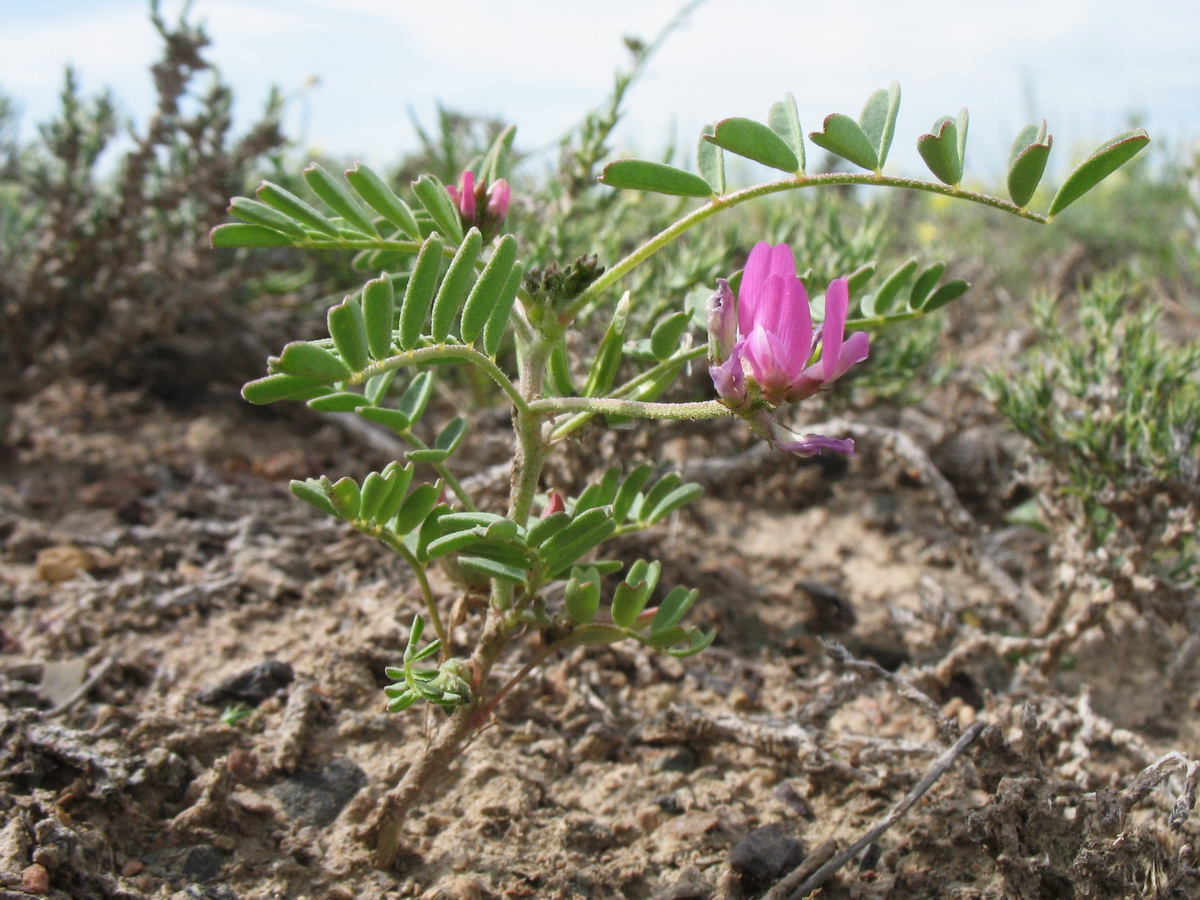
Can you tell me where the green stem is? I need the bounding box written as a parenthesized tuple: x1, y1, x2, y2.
(565, 174, 1046, 324)
(531, 397, 730, 421)
(378, 532, 448, 650)
(391, 426, 477, 512)
(351, 344, 528, 415)
(548, 345, 707, 441)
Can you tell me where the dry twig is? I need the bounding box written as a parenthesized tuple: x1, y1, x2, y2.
(784, 721, 986, 898)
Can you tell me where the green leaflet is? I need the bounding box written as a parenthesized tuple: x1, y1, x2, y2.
(917, 111, 967, 187)
(399, 235, 445, 351)
(564, 568, 602, 625)
(460, 234, 519, 345)
(599, 159, 714, 197)
(859, 82, 900, 170)
(921, 279, 970, 312)
(865, 257, 919, 317)
(808, 114, 878, 172)
(272, 341, 352, 381)
(1047, 129, 1150, 218)
(649, 311, 692, 362)
(482, 261, 525, 357)
(909, 262, 947, 311)
(582, 292, 630, 397)
(706, 117, 799, 173)
(307, 392, 369, 413)
(431, 229, 483, 343)
(242, 373, 329, 404)
(228, 197, 308, 239)
(361, 275, 396, 360)
(696, 126, 726, 195)
(344, 163, 421, 239)
(411, 174, 465, 244)
(255, 181, 339, 236)
(768, 92, 805, 174)
(304, 163, 379, 236)
(327, 297, 370, 373)
(1007, 121, 1053, 209)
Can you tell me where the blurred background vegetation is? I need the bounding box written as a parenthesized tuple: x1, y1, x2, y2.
(2, 6, 1196, 583)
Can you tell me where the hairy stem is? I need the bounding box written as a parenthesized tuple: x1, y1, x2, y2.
(531, 396, 730, 421)
(565, 174, 1046, 325)
(378, 533, 448, 650)
(351, 344, 528, 415)
(372, 609, 512, 868)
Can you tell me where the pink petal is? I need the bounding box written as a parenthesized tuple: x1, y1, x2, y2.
(458, 171, 476, 219)
(771, 268, 813, 372)
(821, 278, 849, 382)
(827, 331, 870, 381)
(487, 179, 511, 218)
(743, 325, 789, 398)
(737, 242, 775, 336)
(775, 434, 855, 457)
(709, 352, 746, 407)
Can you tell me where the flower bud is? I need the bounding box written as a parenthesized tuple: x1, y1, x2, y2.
(706, 278, 737, 365)
(709, 352, 747, 409)
(542, 490, 565, 517)
(447, 170, 511, 240)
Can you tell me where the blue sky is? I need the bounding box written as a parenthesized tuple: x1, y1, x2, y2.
(3, 0, 1197, 179)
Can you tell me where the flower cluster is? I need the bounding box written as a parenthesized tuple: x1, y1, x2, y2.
(447, 171, 511, 239)
(708, 242, 869, 456)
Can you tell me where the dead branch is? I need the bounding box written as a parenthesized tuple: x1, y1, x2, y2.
(784, 721, 986, 899)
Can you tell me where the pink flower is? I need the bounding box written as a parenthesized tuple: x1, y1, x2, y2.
(707, 242, 869, 457)
(733, 242, 869, 405)
(447, 171, 510, 239)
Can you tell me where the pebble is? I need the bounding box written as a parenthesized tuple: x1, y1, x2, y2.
(196, 659, 294, 707)
(35, 545, 93, 583)
(271, 758, 366, 827)
(651, 746, 699, 774)
(727, 822, 806, 893)
(182, 844, 226, 881)
(652, 877, 712, 900)
(419, 875, 489, 899)
(21, 863, 50, 894)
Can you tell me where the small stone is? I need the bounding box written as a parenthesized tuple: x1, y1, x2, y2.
(196, 660, 294, 707)
(651, 746, 699, 774)
(652, 877, 712, 900)
(22, 863, 50, 894)
(271, 758, 366, 827)
(35, 545, 93, 583)
(121, 859, 145, 876)
(182, 844, 226, 881)
(771, 781, 814, 819)
(226, 748, 257, 783)
(419, 875, 489, 900)
(727, 823, 806, 893)
(179, 885, 238, 900)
